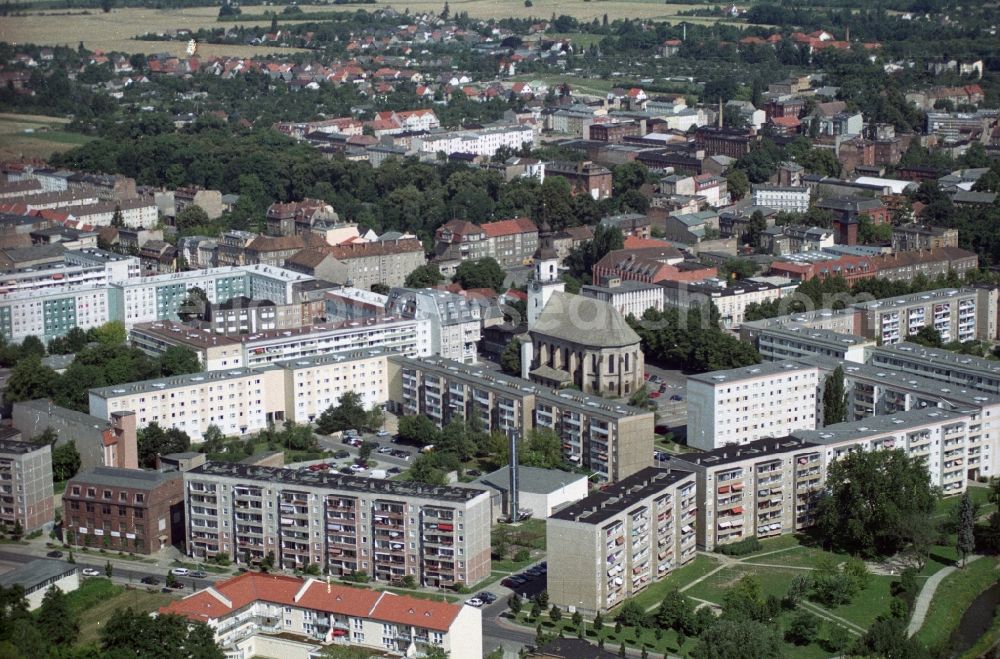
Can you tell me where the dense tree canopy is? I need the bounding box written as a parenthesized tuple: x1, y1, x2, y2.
(816, 449, 936, 557)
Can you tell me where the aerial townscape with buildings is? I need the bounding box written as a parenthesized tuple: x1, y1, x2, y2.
(1, 1, 1000, 658)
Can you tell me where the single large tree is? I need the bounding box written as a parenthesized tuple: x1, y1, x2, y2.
(815, 449, 936, 557)
(137, 423, 191, 468)
(404, 263, 445, 289)
(36, 586, 78, 648)
(454, 257, 505, 293)
(956, 490, 976, 567)
(822, 365, 848, 426)
(315, 391, 369, 435)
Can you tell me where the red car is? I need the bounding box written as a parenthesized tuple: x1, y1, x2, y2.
(649, 392, 661, 398)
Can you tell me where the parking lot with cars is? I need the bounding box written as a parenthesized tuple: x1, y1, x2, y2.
(499, 561, 548, 600)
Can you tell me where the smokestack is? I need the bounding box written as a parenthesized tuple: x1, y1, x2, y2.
(718, 98, 723, 129)
(508, 428, 520, 521)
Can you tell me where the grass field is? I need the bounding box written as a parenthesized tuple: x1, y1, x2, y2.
(0, 113, 91, 160)
(0, 7, 310, 57)
(915, 557, 1000, 650)
(1, 2, 749, 58)
(63, 578, 179, 646)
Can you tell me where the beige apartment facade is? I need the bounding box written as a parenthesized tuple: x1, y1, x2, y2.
(0, 438, 54, 533)
(388, 356, 653, 482)
(547, 467, 697, 614)
(183, 462, 492, 588)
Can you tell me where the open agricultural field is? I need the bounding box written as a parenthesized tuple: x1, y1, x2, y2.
(367, 0, 750, 22)
(0, 113, 91, 161)
(0, 6, 310, 56)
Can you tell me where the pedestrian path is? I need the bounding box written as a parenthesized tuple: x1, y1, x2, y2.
(907, 554, 982, 637)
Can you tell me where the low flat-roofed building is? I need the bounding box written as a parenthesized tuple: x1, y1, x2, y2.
(547, 467, 697, 613)
(470, 466, 589, 521)
(581, 278, 664, 319)
(0, 559, 79, 610)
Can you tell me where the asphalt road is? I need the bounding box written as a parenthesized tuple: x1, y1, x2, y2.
(0, 547, 218, 591)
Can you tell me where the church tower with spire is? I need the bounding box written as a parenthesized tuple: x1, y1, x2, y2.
(527, 221, 564, 329)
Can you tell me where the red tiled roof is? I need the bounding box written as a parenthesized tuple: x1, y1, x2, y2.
(160, 573, 461, 631)
(771, 116, 802, 127)
(480, 217, 537, 238)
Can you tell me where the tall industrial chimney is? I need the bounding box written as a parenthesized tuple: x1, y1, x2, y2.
(508, 427, 519, 521)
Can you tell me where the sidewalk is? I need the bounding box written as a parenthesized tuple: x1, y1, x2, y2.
(907, 554, 982, 637)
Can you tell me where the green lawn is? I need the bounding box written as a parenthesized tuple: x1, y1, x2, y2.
(685, 564, 799, 604)
(381, 587, 460, 603)
(630, 554, 721, 610)
(914, 556, 1000, 649)
(828, 575, 896, 629)
(62, 578, 178, 646)
(25, 130, 93, 145)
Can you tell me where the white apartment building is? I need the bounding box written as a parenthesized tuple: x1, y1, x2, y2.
(416, 124, 535, 158)
(750, 185, 811, 213)
(755, 325, 873, 364)
(89, 348, 394, 441)
(868, 342, 1000, 397)
(111, 265, 316, 325)
(662, 279, 783, 331)
(161, 572, 482, 659)
(0, 284, 112, 343)
(687, 362, 820, 451)
(0, 250, 138, 297)
(181, 461, 492, 589)
(581, 278, 664, 319)
(130, 316, 431, 369)
(547, 467, 697, 614)
(385, 288, 481, 364)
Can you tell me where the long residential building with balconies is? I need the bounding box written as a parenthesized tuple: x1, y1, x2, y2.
(547, 467, 697, 614)
(867, 342, 1000, 397)
(182, 462, 492, 589)
(387, 356, 654, 482)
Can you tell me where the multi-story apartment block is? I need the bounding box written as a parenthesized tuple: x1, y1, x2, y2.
(795, 408, 977, 496)
(828, 360, 1000, 480)
(740, 308, 861, 344)
(868, 342, 1000, 397)
(853, 287, 997, 345)
(480, 217, 539, 268)
(131, 316, 431, 370)
(545, 161, 613, 200)
(661, 279, 783, 331)
(89, 365, 286, 441)
(687, 362, 820, 451)
(90, 348, 394, 440)
(182, 462, 491, 588)
(319, 239, 427, 291)
(754, 325, 872, 364)
(415, 124, 535, 158)
(0, 249, 136, 296)
(161, 572, 482, 659)
(671, 437, 825, 550)
(0, 436, 54, 533)
(750, 185, 811, 213)
(326, 287, 389, 322)
(547, 467, 697, 614)
(434, 220, 490, 264)
(111, 265, 315, 326)
(387, 356, 654, 482)
(581, 278, 664, 319)
(760, 225, 835, 256)
(385, 288, 481, 364)
(63, 467, 184, 554)
(0, 284, 112, 342)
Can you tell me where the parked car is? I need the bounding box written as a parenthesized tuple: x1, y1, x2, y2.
(349, 464, 366, 472)
(334, 450, 350, 459)
(170, 567, 190, 576)
(501, 578, 517, 588)
(191, 570, 207, 579)
(649, 392, 661, 398)
(478, 591, 498, 604)
(391, 450, 410, 460)
(659, 383, 668, 393)
(670, 394, 683, 401)
(46, 550, 63, 558)
(376, 430, 391, 437)
(141, 575, 159, 585)
(378, 446, 393, 454)
(344, 429, 359, 438)
(81, 568, 100, 577)
(464, 598, 484, 607)
(466, 469, 482, 477)
(387, 467, 402, 475)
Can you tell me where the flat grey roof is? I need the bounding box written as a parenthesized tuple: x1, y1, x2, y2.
(759, 325, 871, 350)
(89, 365, 280, 398)
(839, 361, 1000, 408)
(670, 436, 821, 469)
(14, 399, 111, 431)
(68, 467, 181, 491)
(871, 342, 1000, 378)
(475, 466, 587, 495)
(853, 287, 975, 311)
(550, 467, 693, 525)
(794, 407, 970, 444)
(0, 559, 76, 589)
(189, 461, 487, 503)
(688, 360, 814, 385)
